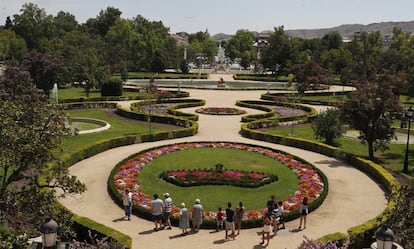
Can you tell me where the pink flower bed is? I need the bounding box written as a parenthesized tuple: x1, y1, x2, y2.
(160, 169, 278, 188)
(113, 142, 325, 221)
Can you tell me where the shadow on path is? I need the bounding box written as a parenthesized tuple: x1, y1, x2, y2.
(112, 216, 128, 222)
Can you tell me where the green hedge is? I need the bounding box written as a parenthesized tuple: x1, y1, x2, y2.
(236, 100, 276, 122)
(58, 104, 199, 248)
(59, 90, 189, 104)
(101, 77, 123, 96)
(116, 104, 198, 130)
(233, 74, 288, 82)
(60, 104, 198, 167)
(60, 102, 118, 110)
(130, 98, 205, 121)
(240, 119, 401, 248)
(236, 100, 317, 123)
(72, 215, 132, 248)
(114, 72, 208, 80)
(106, 141, 329, 229)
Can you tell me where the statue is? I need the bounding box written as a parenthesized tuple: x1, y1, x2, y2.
(217, 77, 226, 88)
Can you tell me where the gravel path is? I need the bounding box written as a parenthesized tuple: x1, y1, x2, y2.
(59, 85, 386, 249)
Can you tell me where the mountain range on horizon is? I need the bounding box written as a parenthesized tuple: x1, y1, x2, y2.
(211, 21, 414, 41)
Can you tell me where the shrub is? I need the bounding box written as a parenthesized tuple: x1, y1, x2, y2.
(312, 108, 344, 146)
(101, 77, 123, 96)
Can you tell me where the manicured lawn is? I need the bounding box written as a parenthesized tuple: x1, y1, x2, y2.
(264, 124, 414, 180)
(300, 95, 348, 103)
(61, 109, 177, 156)
(138, 147, 300, 211)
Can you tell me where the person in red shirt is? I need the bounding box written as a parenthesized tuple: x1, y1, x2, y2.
(216, 207, 224, 231)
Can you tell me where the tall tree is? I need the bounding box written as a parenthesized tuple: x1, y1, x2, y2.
(344, 31, 384, 83)
(225, 29, 256, 67)
(105, 19, 137, 66)
(84, 6, 121, 37)
(21, 50, 66, 97)
(260, 26, 295, 74)
(0, 29, 27, 62)
(322, 31, 343, 50)
(320, 48, 353, 75)
(53, 11, 78, 37)
(340, 82, 401, 159)
(291, 60, 331, 95)
(60, 30, 108, 97)
(11, 3, 52, 49)
(131, 15, 178, 71)
(0, 67, 85, 241)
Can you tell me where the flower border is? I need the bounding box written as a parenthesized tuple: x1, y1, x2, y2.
(195, 107, 247, 115)
(112, 142, 325, 222)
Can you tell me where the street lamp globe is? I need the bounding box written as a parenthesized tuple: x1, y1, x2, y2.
(40, 218, 58, 248)
(374, 226, 394, 249)
(407, 106, 414, 119)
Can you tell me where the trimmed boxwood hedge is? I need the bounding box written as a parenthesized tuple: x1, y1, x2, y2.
(60, 103, 198, 167)
(236, 100, 276, 121)
(72, 215, 132, 248)
(240, 119, 401, 248)
(159, 169, 278, 188)
(101, 77, 123, 96)
(106, 141, 329, 229)
(59, 90, 190, 104)
(130, 98, 205, 121)
(57, 104, 200, 248)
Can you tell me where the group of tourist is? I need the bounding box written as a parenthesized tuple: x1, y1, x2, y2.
(146, 193, 206, 234)
(122, 190, 309, 245)
(261, 195, 308, 246)
(221, 201, 245, 240)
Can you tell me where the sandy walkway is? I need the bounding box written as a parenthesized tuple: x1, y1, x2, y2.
(59, 87, 386, 249)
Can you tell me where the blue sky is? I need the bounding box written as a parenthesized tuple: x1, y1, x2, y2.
(2, 0, 414, 35)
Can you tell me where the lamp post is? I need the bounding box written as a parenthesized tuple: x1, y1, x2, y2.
(371, 226, 395, 249)
(403, 106, 413, 173)
(40, 218, 58, 248)
(148, 102, 152, 141)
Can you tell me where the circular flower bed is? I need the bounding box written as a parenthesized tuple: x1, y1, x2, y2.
(195, 107, 246, 115)
(111, 142, 326, 227)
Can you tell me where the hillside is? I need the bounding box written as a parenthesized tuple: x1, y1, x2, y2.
(286, 21, 414, 39)
(212, 21, 414, 40)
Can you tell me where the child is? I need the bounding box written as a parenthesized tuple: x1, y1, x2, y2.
(260, 213, 272, 246)
(216, 207, 224, 231)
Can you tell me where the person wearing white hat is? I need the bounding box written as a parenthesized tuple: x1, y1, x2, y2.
(163, 193, 173, 229)
(179, 203, 190, 235)
(192, 199, 204, 232)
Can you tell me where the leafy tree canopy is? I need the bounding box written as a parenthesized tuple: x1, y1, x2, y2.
(340, 82, 401, 159)
(0, 67, 85, 241)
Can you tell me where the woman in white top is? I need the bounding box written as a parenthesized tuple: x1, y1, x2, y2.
(298, 197, 308, 229)
(261, 213, 272, 246)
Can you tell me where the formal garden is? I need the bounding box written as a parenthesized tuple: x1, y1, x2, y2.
(38, 81, 407, 248)
(109, 142, 326, 228)
(1, 4, 414, 248)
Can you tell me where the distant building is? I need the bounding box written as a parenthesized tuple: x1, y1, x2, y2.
(254, 31, 271, 59)
(171, 32, 189, 46)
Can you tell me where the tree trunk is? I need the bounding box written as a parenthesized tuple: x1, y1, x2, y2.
(368, 141, 374, 160)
